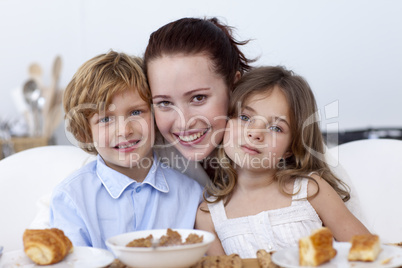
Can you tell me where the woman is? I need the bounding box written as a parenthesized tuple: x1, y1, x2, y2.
(144, 17, 254, 185)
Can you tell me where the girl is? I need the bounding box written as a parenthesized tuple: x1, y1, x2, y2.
(195, 66, 370, 258)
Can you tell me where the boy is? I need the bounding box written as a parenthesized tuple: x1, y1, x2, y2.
(49, 51, 203, 249)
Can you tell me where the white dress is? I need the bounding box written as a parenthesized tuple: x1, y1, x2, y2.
(207, 178, 323, 258)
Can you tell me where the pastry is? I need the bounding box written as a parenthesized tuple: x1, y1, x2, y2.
(299, 227, 337, 266)
(23, 228, 73, 265)
(348, 234, 381, 262)
(257, 249, 279, 268)
(191, 254, 242, 268)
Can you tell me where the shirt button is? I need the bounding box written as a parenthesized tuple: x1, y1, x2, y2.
(136, 187, 142, 193)
(268, 245, 273, 250)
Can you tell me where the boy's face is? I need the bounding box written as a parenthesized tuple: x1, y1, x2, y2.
(89, 89, 154, 177)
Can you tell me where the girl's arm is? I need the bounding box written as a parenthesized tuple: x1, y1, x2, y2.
(308, 174, 371, 241)
(195, 201, 226, 256)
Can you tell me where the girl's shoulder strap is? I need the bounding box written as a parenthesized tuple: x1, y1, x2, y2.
(292, 172, 318, 201)
(206, 198, 227, 224)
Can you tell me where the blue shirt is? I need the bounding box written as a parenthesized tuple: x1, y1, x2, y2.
(49, 153, 203, 250)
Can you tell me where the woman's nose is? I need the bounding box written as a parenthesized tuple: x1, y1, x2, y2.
(173, 106, 197, 130)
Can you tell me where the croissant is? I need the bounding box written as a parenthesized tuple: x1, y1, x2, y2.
(23, 228, 73, 265)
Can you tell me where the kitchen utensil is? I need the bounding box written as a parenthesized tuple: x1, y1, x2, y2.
(28, 62, 43, 86)
(43, 56, 62, 127)
(23, 79, 42, 136)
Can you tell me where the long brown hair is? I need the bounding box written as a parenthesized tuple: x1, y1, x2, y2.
(206, 66, 350, 204)
(144, 17, 254, 92)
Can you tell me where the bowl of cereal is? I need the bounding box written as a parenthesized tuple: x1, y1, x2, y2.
(106, 228, 215, 268)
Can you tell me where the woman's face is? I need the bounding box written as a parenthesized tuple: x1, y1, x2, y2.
(148, 54, 229, 161)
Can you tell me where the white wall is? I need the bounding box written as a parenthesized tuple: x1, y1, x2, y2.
(1, 0, 401, 145)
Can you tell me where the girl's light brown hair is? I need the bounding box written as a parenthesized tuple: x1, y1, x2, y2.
(63, 50, 150, 154)
(207, 66, 350, 204)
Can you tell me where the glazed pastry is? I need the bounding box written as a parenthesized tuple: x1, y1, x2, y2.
(299, 227, 337, 266)
(23, 228, 73, 265)
(348, 234, 381, 262)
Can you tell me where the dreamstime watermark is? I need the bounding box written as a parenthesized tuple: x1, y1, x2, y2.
(64, 100, 341, 170)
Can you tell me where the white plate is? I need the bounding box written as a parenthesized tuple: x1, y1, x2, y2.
(272, 242, 402, 268)
(0, 246, 114, 268)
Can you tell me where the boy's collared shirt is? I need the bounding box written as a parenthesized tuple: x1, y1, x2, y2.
(50, 153, 203, 250)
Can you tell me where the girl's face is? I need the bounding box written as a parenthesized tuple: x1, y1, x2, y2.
(89, 89, 154, 178)
(148, 54, 230, 161)
(223, 87, 293, 172)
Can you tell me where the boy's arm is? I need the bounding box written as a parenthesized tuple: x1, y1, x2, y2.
(195, 201, 226, 256)
(49, 190, 91, 247)
(308, 174, 370, 241)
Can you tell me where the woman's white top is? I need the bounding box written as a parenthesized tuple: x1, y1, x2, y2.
(207, 178, 323, 258)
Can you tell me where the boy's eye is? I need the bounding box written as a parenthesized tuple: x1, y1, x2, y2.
(239, 114, 250, 121)
(192, 95, 206, 103)
(99, 116, 111, 123)
(131, 110, 142, 116)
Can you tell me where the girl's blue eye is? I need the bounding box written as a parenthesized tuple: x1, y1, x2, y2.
(192, 95, 206, 102)
(269, 125, 282, 132)
(239, 114, 250, 121)
(131, 110, 142, 116)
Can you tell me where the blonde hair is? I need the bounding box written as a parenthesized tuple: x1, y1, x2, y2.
(63, 50, 150, 154)
(206, 66, 350, 204)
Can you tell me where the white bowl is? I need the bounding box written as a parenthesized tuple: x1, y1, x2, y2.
(106, 229, 215, 268)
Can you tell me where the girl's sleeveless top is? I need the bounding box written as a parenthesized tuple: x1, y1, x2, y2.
(207, 178, 323, 258)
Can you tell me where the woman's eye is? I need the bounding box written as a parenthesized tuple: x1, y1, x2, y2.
(269, 125, 282, 132)
(192, 95, 206, 103)
(156, 101, 172, 108)
(239, 114, 250, 121)
(130, 110, 142, 116)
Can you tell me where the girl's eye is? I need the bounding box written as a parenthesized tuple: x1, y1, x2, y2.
(192, 95, 206, 103)
(130, 110, 142, 116)
(239, 114, 250, 121)
(269, 125, 282, 132)
(156, 101, 172, 108)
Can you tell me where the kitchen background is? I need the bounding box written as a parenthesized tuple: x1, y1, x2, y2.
(0, 0, 401, 157)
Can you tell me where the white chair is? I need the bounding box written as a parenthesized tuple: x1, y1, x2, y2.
(329, 139, 402, 243)
(0, 145, 95, 252)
